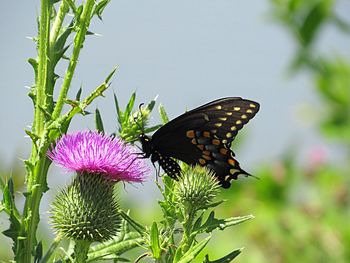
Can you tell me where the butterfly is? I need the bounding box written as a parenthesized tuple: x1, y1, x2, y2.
(139, 97, 260, 188)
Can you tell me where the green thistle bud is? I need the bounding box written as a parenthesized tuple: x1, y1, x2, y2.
(174, 166, 220, 212)
(51, 173, 121, 242)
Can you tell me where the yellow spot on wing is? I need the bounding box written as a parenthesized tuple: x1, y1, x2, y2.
(246, 109, 253, 113)
(231, 126, 237, 131)
(234, 107, 240, 111)
(236, 120, 242, 125)
(219, 117, 227, 121)
(226, 132, 232, 138)
(241, 114, 247, 119)
(215, 123, 222, 127)
(226, 112, 233, 116)
(199, 158, 206, 165)
(216, 105, 222, 110)
(250, 103, 256, 108)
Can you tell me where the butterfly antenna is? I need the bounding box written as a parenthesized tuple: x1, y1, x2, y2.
(133, 103, 145, 134)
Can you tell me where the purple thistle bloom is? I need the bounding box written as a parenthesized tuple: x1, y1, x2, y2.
(48, 131, 149, 182)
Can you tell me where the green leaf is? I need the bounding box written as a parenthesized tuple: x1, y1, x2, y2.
(105, 67, 118, 84)
(203, 248, 242, 263)
(124, 92, 136, 121)
(114, 93, 123, 125)
(159, 104, 169, 124)
(198, 212, 254, 233)
(87, 233, 143, 262)
(177, 236, 211, 263)
(95, 108, 104, 133)
(34, 241, 43, 263)
(93, 0, 111, 20)
(147, 95, 158, 112)
(120, 210, 146, 234)
(150, 222, 161, 259)
(76, 86, 83, 101)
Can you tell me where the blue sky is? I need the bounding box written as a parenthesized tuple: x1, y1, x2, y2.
(1, 0, 349, 174)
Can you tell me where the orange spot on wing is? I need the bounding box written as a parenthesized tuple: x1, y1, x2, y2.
(186, 130, 195, 138)
(220, 148, 228, 155)
(197, 144, 204, 150)
(212, 139, 220, 145)
(199, 158, 206, 165)
(203, 131, 211, 138)
(228, 159, 236, 166)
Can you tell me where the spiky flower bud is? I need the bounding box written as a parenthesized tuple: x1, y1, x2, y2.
(51, 173, 120, 242)
(174, 166, 220, 213)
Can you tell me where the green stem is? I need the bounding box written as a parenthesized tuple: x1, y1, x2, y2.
(47, 0, 70, 111)
(74, 240, 91, 263)
(39, 234, 63, 263)
(179, 210, 196, 255)
(52, 0, 95, 120)
(49, 0, 69, 46)
(18, 0, 51, 262)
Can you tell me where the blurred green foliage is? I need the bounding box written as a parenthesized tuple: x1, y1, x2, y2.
(204, 0, 350, 262)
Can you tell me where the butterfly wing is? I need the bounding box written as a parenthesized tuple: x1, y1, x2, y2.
(150, 97, 260, 187)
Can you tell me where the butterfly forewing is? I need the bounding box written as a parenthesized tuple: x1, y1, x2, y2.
(144, 97, 260, 188)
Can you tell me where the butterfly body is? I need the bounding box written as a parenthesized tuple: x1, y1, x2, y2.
(139, 97, 260, 188)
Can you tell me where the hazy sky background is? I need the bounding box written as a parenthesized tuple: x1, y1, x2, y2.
(1, 1, 349, 196)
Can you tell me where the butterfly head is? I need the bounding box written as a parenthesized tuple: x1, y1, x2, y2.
(139, 133, 153, 157)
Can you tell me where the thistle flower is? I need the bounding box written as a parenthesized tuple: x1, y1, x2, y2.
(48, 131, 149, 182)
(174, 165, 220, 213)
(48, 131, 149, 244)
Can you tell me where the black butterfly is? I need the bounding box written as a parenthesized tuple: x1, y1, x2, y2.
(139, 97, 260, 188)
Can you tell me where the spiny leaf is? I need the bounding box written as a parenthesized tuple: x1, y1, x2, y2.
(95, 108, 104, 133)
(177, 236, 211, 263)
(93, 0, 111, 20)
(199, 212, 254, 233)
(159, 104, 169, 124)
(124, 92, 136, 121)
(203, 248, 242, 263)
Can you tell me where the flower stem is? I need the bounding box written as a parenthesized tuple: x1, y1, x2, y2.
(18, 0, 51, 261)
(74, 240, 91, 263)
(52, 0, 95, 120)
(39, 234, 63, 263)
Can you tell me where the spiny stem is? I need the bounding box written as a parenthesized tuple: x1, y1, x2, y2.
(52, 0, 95, 120)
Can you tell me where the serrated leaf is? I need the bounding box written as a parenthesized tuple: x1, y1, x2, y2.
(203, 248, 242, 263)
(28, 58, 38, 77)
(150, 222, 161, 259)
(177, 236, 211, 263)
(93, 0, 111, 20)
(159, 104, 169, 124)
(199, 212, 254, 233)
(95, 108, 104, 133)
(3, 178, 15, 210)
